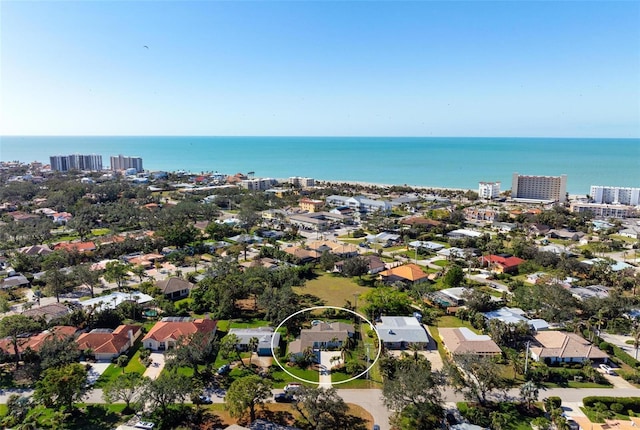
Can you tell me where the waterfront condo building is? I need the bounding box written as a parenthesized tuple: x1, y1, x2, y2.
(511, 173, 567, 203)
(110, 155, 143, 173)
(589, 186, 640, 206)
(478, 181, 501, 199)
(289, 176, 315, 188)
(49, 154, 103, 172)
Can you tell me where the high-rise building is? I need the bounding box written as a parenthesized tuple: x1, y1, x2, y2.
(49, 154, 102, 171)
(589, 186, 640, 206)
(110, 155, 143, 173)
(511, 173, 567, 203)
(478, 181, 501, 199)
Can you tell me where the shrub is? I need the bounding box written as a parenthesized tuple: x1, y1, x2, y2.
(611, 403, 625, 414)
(545, 397, 562, 410)
(599, 342, 613, 353)
(583, 397, 640, 414)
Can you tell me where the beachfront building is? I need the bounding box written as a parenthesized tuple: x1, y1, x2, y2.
(289, 176, 315, 188)
(590, 186, 640, 206)
(325, 195, 392, 214)
(478, 181, 501, 199)
(570, 202, 635, 219)
(110, 155, 143, 173)
(239, 178, 277, 191)
(511, 172, 567, 203)
(50, 154, 103, 172)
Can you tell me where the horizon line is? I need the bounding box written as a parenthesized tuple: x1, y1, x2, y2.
(2, 134, 639, 139)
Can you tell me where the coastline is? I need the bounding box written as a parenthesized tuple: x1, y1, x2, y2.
(315, 179, 473, 193)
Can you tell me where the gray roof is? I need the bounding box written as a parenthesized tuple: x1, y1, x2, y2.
(376, 316, 430, 344)
(228, 327, 281, 350)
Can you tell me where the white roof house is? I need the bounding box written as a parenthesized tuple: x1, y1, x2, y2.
(227, 327, 281, 356)
(79, 291, 154, 312)
(375, 316, 430, 349)
(447, 229, 483, 238)
(483, 307, 549, 331)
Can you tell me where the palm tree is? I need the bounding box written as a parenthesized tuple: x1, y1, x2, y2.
(632, 324, 640, 360)
(248, 336, 259, 367)
(408, 342, 422, 362)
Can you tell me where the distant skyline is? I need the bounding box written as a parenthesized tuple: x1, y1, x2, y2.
(1, 1, 639, 138)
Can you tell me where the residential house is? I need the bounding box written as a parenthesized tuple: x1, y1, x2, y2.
(282, 246, 321, 263)
(447, 229, 482, 239)
(379, 263, 429, 286)
(400, 217, 443, 229)
(23, 303, 74, 323)
(76, 324, 142, 361)
(529, 331, 609, 364)
(570, 285, 610, 301)
(335, 254, 386, 275)
(227, 327, 281, 356)
(366, 232, 401, 246)
(376, 316, 430, 350)
(156, 277, 194, 300)
(431, 287, 470, 307)
(0, 326, 77, 359)
(54, 241, 97, 253)
(0, 274, 30, 289)
(143, 317, 217, 351)
(307, 239, 358, 258)
(288, 322, 354, 358)
(19, 244, 53, 256)
(325, 195, 391, 214)
(80, 291, 154, 312)
(408, 241, 445, 252)
(479, 254, 525, 274)
(546, 229, 586, 242)
(438, 327, 502, 357)
(482, 307, 549, 331)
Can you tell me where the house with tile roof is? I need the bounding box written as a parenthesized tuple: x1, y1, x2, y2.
(76, 324, 142, 361)
(0, 326, 77, 359)
(379, 263, 429, 285)
(479, 254, 525, 274)
(529, 331, 609, 364)
(22, 303, 74, 323)
(142, 317, 217, 351)
(438, 327, 502, 357)
(54, 241, 97, 253)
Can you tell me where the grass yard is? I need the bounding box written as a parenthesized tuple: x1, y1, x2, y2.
(91, 228, 111, 236)
(293, 273, 372, 309)
(436, 315, 480, 333)
(432, 260, 450, 267)
(269, 366, 320, 387)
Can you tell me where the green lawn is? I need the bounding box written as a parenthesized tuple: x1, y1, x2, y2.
(269, 366, 319, 387)
(94, 341, 147, 388)
(331, 370, 382, 388)
(436, 315, 480, 333)
(432, 260, 449, 267)
(292, 273, 372, 309)
(91, 228, 111, 236)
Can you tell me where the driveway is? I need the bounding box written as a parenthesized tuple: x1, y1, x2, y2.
(143, 352, 166, 380)
(85, 361, 111, 386)
(318, 351, 335, 388)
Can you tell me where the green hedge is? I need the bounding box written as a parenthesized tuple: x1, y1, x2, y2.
(612, 345, 640, 369)
(583, 397, 640, 413)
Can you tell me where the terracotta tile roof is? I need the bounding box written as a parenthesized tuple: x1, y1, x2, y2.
(143, 318, 217, 343)
(379, 263, 429, 282)
(54, 241, 96, 253)
(76, 324, 141, 355)
(481, 254, 525, 270)
(0, 326, 77, 355)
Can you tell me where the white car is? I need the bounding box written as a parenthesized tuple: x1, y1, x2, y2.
(599, 364, 614, 375)
(134, 422, 155, 430)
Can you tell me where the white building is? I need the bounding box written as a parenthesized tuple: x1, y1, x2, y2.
(110, 155, 143, 173)
(478, 181, 501, 199)
(288, 176, 315, 188)
(239, 178, 277, 191)
(590, 186, 640, 206)
(511, 173, 567, 203)
(50, 154, 103, 171)
(570, 202, 634, 219)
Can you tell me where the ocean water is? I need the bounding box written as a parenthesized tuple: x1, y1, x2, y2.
(1, 136, 638, 194)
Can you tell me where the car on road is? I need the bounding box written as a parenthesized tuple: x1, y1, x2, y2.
(372, 425, 380, 430)
(274, 393, 295, 403)
(284, 383, 302, 393)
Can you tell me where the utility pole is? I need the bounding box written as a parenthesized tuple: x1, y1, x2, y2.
(524, 341, 530, 374)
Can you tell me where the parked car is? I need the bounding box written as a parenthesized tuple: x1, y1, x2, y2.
(134, 422, 155, 430)
(372, 425, 380, 430)
(599, 364, 615, 375)
(217, 364, 231, 375)
(566, 418, 579, 430)
(274, 393, 294, 403)
(284, 383, 302, 393)
(198, 395, 213, 404)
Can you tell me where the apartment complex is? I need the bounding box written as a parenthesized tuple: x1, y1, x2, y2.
(478, 181, 501, 199)
(50, 154, 103, 172)
(590, 186, 640, 206)
(110, 155, 143, 173)
(239, 178, 277, 191)
(570, 202, 634, 219)
(511, 173, 567, 203)
(288, 176, 315, 188)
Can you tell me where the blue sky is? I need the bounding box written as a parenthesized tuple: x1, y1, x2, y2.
(1, 1, 639, 137)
